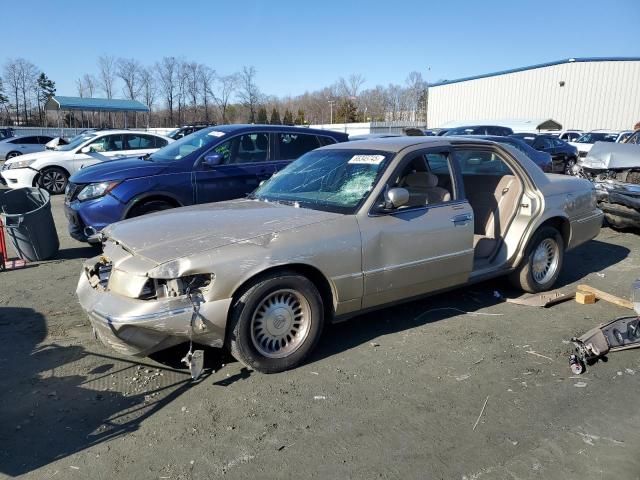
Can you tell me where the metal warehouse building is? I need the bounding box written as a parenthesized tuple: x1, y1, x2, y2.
(427, 57, 640, 131)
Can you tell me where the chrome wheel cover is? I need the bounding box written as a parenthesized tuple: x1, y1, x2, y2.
(41, 170, 66, 193)
(531, 238, 560, 284)
(250, 289, 311, 359)
(7, 152, 20, 159)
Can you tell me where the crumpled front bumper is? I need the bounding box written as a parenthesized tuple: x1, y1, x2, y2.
(594, 180, 640, 228)
(76, 270, 232, 357)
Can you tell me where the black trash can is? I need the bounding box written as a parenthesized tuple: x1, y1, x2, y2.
(0, 187, 59, 261)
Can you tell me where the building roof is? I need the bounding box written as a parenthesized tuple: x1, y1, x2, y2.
(429, 57, 640, 87)
(45, 96, 150, 113)
(439, 118, 562, 133)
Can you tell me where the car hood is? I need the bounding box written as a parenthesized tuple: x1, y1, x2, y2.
(70, 157, 170, 183)
(580, 142, 640, 170)
(569, 142, 593, 152)
(3, 149, 63, 166)
(103, 199, 343, 267)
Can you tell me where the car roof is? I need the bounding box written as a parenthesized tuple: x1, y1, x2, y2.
(317, 135, 498, 153)
(196, 124, 347, 137)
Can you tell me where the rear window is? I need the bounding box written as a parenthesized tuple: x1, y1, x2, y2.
(318, 136, 338, 146)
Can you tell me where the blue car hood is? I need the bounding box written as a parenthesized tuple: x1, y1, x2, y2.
(69, 157, 175, 183)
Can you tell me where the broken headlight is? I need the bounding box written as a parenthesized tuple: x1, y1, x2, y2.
(146, 274, 214, 300)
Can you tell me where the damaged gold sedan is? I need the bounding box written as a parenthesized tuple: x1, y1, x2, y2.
(77, 137, 603, 373)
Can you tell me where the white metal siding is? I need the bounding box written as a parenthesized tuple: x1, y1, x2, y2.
(428, 61, 640, 131)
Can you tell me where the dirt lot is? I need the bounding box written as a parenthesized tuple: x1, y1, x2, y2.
(1, 192, 639, 479)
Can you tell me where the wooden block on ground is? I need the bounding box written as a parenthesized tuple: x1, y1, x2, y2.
(576, 284, 634, 310)
(576, 290, 596, 305)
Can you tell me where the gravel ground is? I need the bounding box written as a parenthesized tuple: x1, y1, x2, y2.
(1, 192, 639, 479)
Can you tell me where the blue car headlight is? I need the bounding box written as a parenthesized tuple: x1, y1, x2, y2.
(77, 181, 120, 201)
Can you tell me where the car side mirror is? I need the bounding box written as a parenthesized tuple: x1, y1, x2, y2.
(80, 146, 92, 154)
(384, 187, 409, 210)
(202, 153, 223, 168)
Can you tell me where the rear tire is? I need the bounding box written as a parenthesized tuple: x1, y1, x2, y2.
(509, 226, 564, 293)
(127, 200, 175, 218)
(6, 151, 21, 160)
(227, 272, 324, 373)
(38, 167, 68, 194)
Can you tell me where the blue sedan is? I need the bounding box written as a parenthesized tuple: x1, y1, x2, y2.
(65, 125, 348, 243)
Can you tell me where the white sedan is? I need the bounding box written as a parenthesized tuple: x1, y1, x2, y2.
(0, 130, 173, 194)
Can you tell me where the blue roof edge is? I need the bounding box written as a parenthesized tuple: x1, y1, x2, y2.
(429, 57, 640, 87)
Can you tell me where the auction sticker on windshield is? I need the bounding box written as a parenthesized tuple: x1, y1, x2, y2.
(348, 154, 385, 165)
(208, 131, 226, 137)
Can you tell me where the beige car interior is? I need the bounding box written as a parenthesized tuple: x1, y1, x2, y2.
(393, 150, 523, 262)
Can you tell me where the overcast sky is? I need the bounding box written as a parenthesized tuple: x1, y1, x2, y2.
(4, 0, 639, 97)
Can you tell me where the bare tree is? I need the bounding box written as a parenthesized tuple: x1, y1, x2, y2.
(3, 60, 20, 123)
(405, 71, 427, 122)
(117, 58, 142, 100)
(140, 67, 156, 109)
(199, 66, 215, 123)
(176, 60, 188, 125)
(156, 57, 178, 125)
(184, 61, 201, 122)
(212, 73, 238, 124)
(338, 74, 365, 98)
(98, 55, 117, 99)
(17, 59, 38, 124)
(237, 66, 260, 123)
(76, 78, 86, 97)
(83, 74, 97, 97)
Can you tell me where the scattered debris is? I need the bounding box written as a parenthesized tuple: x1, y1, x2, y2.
(473, 358, 484, 365)
(313, 395, 326, 400)
(456, 374, 471, 381)
(576, 290, 596, 305)
(576, 284, 634, 310)
(596, 273, 606, 278)
(506, 290, 573, 308)
(571, 315, 640, 373)
(472, 396, 489, 431)
(370, 342, 380, 347)
(525, 350, 553, 361)
(574, 382, 588, 388)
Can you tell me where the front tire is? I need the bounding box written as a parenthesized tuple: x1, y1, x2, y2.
(6, 151, 21, 160)
(228, 272, 324, 373)
(509, 226, 564, 293)
(38, 167, 68, 194)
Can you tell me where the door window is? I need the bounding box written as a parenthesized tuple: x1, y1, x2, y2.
(276, 133, 321, 160)
(211, 133, 269, 164)
(87, 135, 124, 152)
(154, 136, 169, 148)
(18, 136, 39, 144)
(125, 134, 156, 150)
(626, 132, 640, 145)
(383, 152, 456, 208)
(38, 136, 54, 144)
(455, 149, 513, 176)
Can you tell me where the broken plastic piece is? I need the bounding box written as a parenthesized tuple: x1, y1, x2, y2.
(182, 349, 205, 380)
(571, 315, 640, 373)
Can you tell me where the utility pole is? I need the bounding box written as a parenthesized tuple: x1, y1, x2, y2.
(327, 100, 335, 124)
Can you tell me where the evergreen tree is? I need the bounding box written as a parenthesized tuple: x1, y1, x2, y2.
(256, 106, 268, 124)
(335, 99, 358, 123)
(282, 109, 294, 125)
(294, 109, 305, 125)
(36, 72, 56, 125)
(269, 107, 281, 125)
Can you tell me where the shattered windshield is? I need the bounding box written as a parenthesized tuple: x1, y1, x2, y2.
(254, 149, 392, 213)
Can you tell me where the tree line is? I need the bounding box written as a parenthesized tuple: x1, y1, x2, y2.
(1, 56, 430, 128)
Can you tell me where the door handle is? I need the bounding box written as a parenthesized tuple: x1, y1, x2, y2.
(451, 213, 472, 225)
